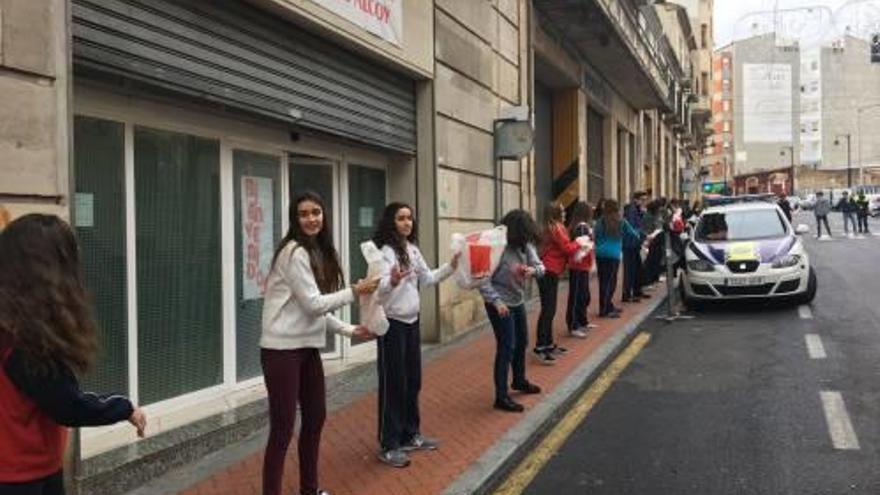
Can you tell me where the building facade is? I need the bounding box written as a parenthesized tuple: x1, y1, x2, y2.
(732, 34, 801, 187)
(706, 47, 734, 188)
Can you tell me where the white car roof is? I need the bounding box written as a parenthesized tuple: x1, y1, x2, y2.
(701, 202, 781, 215)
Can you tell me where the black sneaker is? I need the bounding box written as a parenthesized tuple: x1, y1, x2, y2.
(401, 434, 439, 452)
(550, 345, 569, 356)
(512, 381, 541, 394)
(493, 397, 525, 412)
(532, 349, 556, 365)
(377, 449, 410, 468)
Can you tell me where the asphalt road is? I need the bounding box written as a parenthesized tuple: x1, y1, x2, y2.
(523, 211, 880, 495)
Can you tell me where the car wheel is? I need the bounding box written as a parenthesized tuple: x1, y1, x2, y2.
(679, 275, 703, 311)
(797, 267, 817, 305)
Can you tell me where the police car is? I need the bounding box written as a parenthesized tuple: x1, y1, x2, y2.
(680, 196, 817, 308)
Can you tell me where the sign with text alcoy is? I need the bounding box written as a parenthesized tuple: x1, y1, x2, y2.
(311, 0, 403, 46)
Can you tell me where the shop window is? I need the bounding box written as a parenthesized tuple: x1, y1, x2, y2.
(74, 116, 128, 395)
(134, 126, 223, 404)
(234, 150, 281, 381)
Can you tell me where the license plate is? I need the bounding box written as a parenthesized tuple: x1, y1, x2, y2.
(726, 276, 764, 286)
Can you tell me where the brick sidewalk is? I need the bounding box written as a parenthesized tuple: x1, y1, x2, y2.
(179, 278, 659, 495)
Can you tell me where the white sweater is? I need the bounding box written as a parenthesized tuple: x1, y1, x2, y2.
(260, 241, 355, 350)
(377, 243, 453, 324)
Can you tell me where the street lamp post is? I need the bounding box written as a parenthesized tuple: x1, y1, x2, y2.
(835, 134, 853, 189)
(780, 145, 795, 195)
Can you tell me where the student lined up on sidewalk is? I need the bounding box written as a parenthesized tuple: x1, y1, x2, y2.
(372, 203, 459, 468)
(622, 192, 649, 303)
(0, 214, 146, 495)
(593, 200, 644, 319)
(479, 210, 545, 413)
(260, 192, 379, 495)
(565, 201, 597, 340)
(535, 202, 590, 365)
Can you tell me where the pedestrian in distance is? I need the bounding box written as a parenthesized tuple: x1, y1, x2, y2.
(479, 209, 545, 413)
(565, 201, 597, 339)
(855, 192, 871, 234)
(260, 191, 379, 495)
(593, 200, 644, 319)
(372, 202, 460, 468)
(838, 190, 858, 237)
(535, 202, 589, 365)
(778, 194, 793, 223)
(814, 191, 832, 238)
(0, 214, 147, 495)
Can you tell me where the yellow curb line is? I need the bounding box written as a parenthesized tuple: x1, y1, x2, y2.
(493, 331, 652, 495)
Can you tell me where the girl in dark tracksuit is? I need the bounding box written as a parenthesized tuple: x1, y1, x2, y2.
(565, 201, 596, 338)
(480, 209, 545, 413)
(0, 214, 146, 495)
(593, 200, 644, 318)
(373, 203, 459, 468)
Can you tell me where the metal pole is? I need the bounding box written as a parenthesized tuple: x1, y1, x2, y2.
(847, 134, 852, 189)
(858, 109, 863, 186)
(789, 147, 795, 195)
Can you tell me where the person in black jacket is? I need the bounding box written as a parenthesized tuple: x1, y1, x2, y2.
(0, 214, 145, 495)
(778, 194, 793, 222)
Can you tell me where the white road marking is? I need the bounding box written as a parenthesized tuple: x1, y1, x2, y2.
(805, 334, 827, 359)
(798, 305, 813, 319)
(820, 391, 861, 450)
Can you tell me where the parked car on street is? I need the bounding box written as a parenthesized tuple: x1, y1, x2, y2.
(681, 198, 816, 309)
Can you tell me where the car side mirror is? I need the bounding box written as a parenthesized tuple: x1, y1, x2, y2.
(795, 224, 810, 235)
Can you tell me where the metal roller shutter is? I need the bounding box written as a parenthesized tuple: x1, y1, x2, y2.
(72, 0, 417, 153)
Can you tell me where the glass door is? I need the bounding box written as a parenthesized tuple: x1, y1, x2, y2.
(289, 155, 340, 356)
(346, 164, 387, 348)
(233, 150, 282, 381)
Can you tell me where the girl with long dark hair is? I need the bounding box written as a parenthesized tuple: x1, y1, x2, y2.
(260, 191, 378, 495)
(0, 214, 146, 495)
(535, 202, 584, 364)
(479, 209, 545, 412)
(371, 202, 459, 468)
(565, 202, 596, 338)
(593, 200, 643, 318)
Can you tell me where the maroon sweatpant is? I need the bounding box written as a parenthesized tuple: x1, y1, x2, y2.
(261, 348, 326, 495)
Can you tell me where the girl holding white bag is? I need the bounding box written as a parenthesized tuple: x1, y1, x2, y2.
(565, 201, 597, 338)
(372, 203, 460, 468)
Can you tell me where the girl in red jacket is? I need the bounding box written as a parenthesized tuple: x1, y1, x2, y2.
(0, 214, 146, 495)
(535, 203, 584, 365)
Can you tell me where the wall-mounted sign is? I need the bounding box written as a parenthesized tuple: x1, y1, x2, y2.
(311, 0, 403, 46)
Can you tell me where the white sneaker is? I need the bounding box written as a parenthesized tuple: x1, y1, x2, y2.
(586, 323, 598, 329)
(571, 329, 588, 339)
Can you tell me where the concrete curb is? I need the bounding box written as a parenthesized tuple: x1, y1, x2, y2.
(441, 292, 666, 495)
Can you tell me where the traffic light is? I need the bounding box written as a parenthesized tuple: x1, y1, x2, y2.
(873, 34, 880, 64)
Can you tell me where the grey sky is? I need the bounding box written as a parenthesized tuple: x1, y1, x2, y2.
(714, 0, 880, 48)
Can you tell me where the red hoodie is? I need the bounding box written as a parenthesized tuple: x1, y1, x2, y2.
(540, 223, 582, 276)
(0, 347, 66, 482)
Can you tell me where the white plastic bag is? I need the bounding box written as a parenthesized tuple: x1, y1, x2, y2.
(359, 241, 390, 336)
(450, 226, 508, 289)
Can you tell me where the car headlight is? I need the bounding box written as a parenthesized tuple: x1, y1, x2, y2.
(772, 254, 801, 269)
(687, 259, 715, 272)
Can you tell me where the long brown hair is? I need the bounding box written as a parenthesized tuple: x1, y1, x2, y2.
(0, 214, 98, 376)
(601, 199, 622, 237)
(373, 202, 418, 269)
(568, 201, 593, 236)
(272, 191, 344, 293)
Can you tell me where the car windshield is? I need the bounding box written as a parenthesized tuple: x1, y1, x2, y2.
(696, 209, 787, 242)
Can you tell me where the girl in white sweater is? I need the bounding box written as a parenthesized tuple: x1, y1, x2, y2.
(372, 202, 459, 468)
(260, 191, 378, 495)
